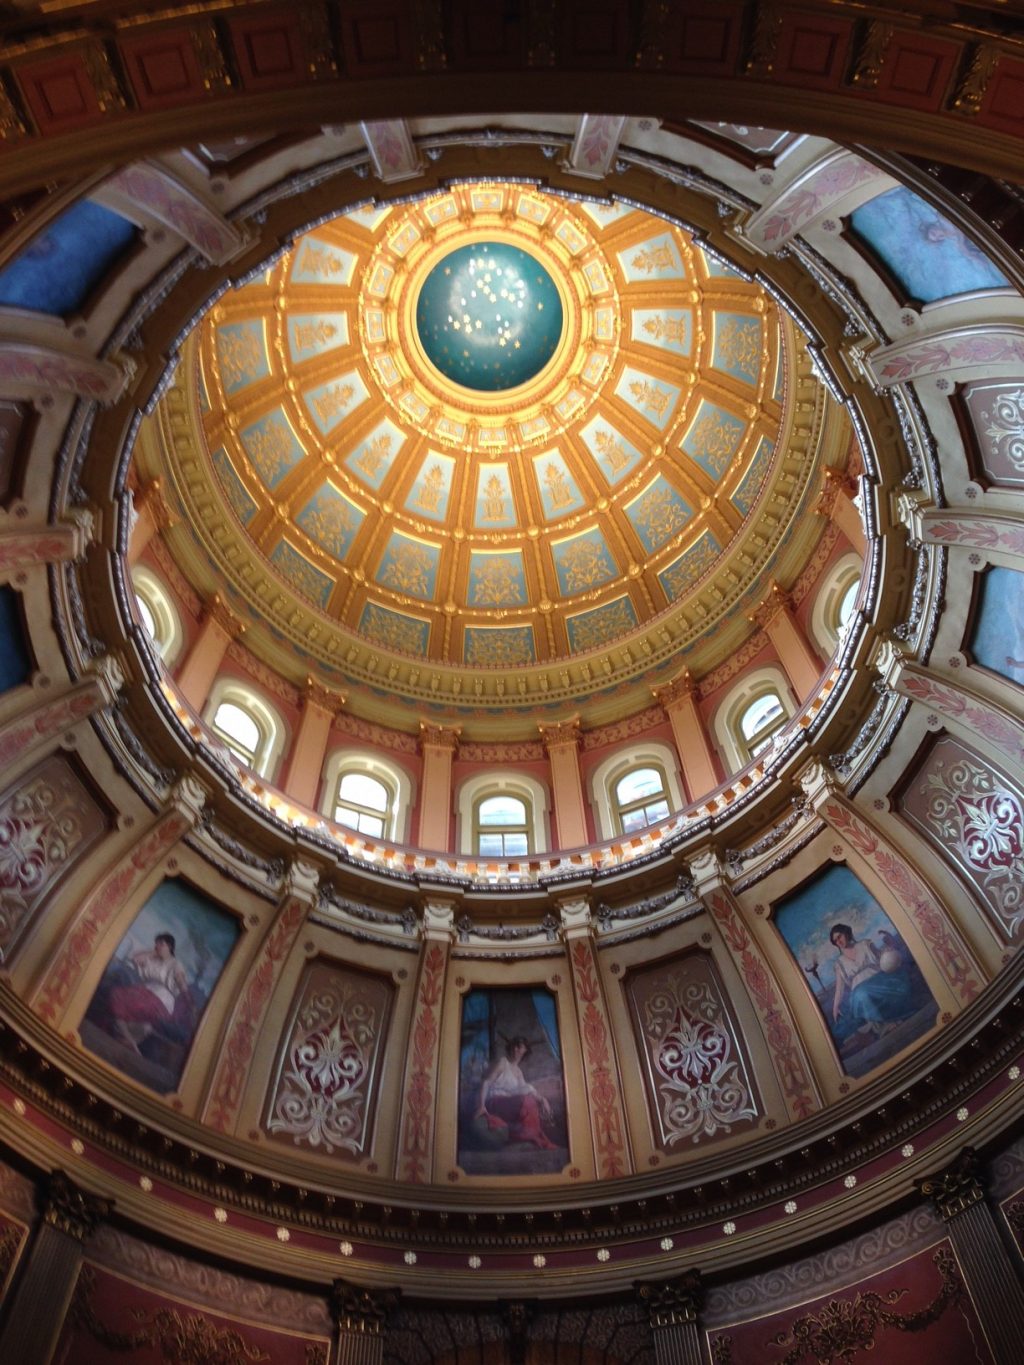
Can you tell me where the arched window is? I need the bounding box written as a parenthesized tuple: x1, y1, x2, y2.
(739, 692, 787, 759)
(334, 771, 392, 837)
(320, 751, 413, 844)
(589, 743, 685, 840)
(475, 793, 530, 857)
(455, 773, 550, 855)
(203, 681, 286, 780)
(131, 566, 183, 665)
(614, 765, 670, 834)
(809, 553, 863, 657)
(713, 667, 796, 774)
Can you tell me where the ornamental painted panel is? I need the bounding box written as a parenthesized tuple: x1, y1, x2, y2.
(773, 864, 938, 1080)
(625, 951, 758, 1152)
(898, 733, 1024, 941)
(707, 1240, 992, 1365)
(80, 879, 240, 1096)
(956, 379, 1024, 489)
(58, 1262, 331, 1365)
(264, 959, 393, 1159)
(458, 987, 569, 1177)
(0, 752, 109, 959)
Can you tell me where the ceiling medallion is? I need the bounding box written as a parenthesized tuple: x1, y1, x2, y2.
(414, 241, 564, 392)
(365, 182, 612, 445)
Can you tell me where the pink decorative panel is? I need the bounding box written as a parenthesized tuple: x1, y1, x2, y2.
(264, 959, 392, 1159)
(626, 950, 757, 1151)
(0, 752, 109, 959)
(898, 733, 1024, 942)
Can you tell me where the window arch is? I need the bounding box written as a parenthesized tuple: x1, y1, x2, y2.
(456, 773, 549, 856)
(202, 680, 286, 780)
(131, 566, 183, 666)
(589, 742, 685, 840)
(809, 552, 863, 657)
(320, 750, 413, 844)
(713, 667, 796, 773)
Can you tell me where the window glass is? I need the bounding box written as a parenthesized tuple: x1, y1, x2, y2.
(837, 579, 857, 629)
(479, 795, 527, 826)
(740, 693, 783, 741)
(212, 701, 260, 762)
(615, 767, 663, 806)
(338, 771, 389, 812)
(135, 593, 157, 641)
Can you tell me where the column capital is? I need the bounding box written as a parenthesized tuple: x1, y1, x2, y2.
(870, 633, 910, 689)
(538, 717, 581, 751)
(283, 856, 320, 906)
(636, 1268, 705, 1329)
(42, 1170, 111, 1243)
(816, 467, 858, 516)
(687, 846, 727, 896)
(558, 895, 593, 939)
(748, 581, 794, 629)
(205, 593, 244, 638)
(652, 669, 696, 710)
(918, 1147, 985, 1222)
(421, 897, 457, 941)
(87, 651, 127, 702)
(329, 1279, 398, 1335)
(796, 757, 839, 810)
(304, 676, 345, 714)
(419, 722, 460, 755)
(167, 772, 209, 824)
(134, 477, 174, 531)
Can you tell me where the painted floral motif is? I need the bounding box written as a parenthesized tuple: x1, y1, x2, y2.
(267, 965, 391, 1156)
(643, 973, 757, 1144)
(914, 743, 1024, 936)
(0, 756, 105, 956)
(981, 388, 1024, 472)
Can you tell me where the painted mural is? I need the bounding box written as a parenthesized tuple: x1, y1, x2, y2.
(458, 988, 569, 1176)
(969, 565, 1024, 688)
(773, 864, 937, 1079)
(80, 879, 239, 1095)
(848, 186, 1008, 304)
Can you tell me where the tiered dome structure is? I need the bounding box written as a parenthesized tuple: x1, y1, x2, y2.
(0, 6, 1023, 1365)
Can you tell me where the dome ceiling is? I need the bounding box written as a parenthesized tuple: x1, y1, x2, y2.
(146, 181, 851, 731)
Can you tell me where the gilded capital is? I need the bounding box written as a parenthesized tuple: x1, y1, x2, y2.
(749, 582, 794, 629)
(43, 1170, 112, 1243)
(652, 670, 695, 710)
(304, 676, 345, 714)
(918, 1148, 985, 1222)
(539, 718, 581, 751)
(205, 593, 243, 638)
(637, 1268, 704, 1328)
(330, 1278, 398, 1335)
(419, 722, 460, 755)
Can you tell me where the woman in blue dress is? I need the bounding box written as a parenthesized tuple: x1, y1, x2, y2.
(829, 923, 914, 1040)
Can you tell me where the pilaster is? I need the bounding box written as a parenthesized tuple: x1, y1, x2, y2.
(417, 724, 458, 852)
(919, 1148, 1024, 1364)
(750, 585, 823, 701)
(540, 718, 588, 849)
(560, 896, 630, 1179)
(174, 594, 243, 712)
(637, 1270, 706, 1365)
(282, 678, 345, 808)
(0, 1171, 111, 1365)
(652, 672, 719, 801)
(396, 898, 455, 1182)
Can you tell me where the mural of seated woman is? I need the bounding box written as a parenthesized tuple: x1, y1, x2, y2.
(829, 923, 920, 1043)
(103, 932, 195, 1055)
(474, 1037, 556, 1150)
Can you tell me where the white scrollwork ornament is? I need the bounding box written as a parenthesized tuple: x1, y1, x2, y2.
(644, 977, 757, 1144)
